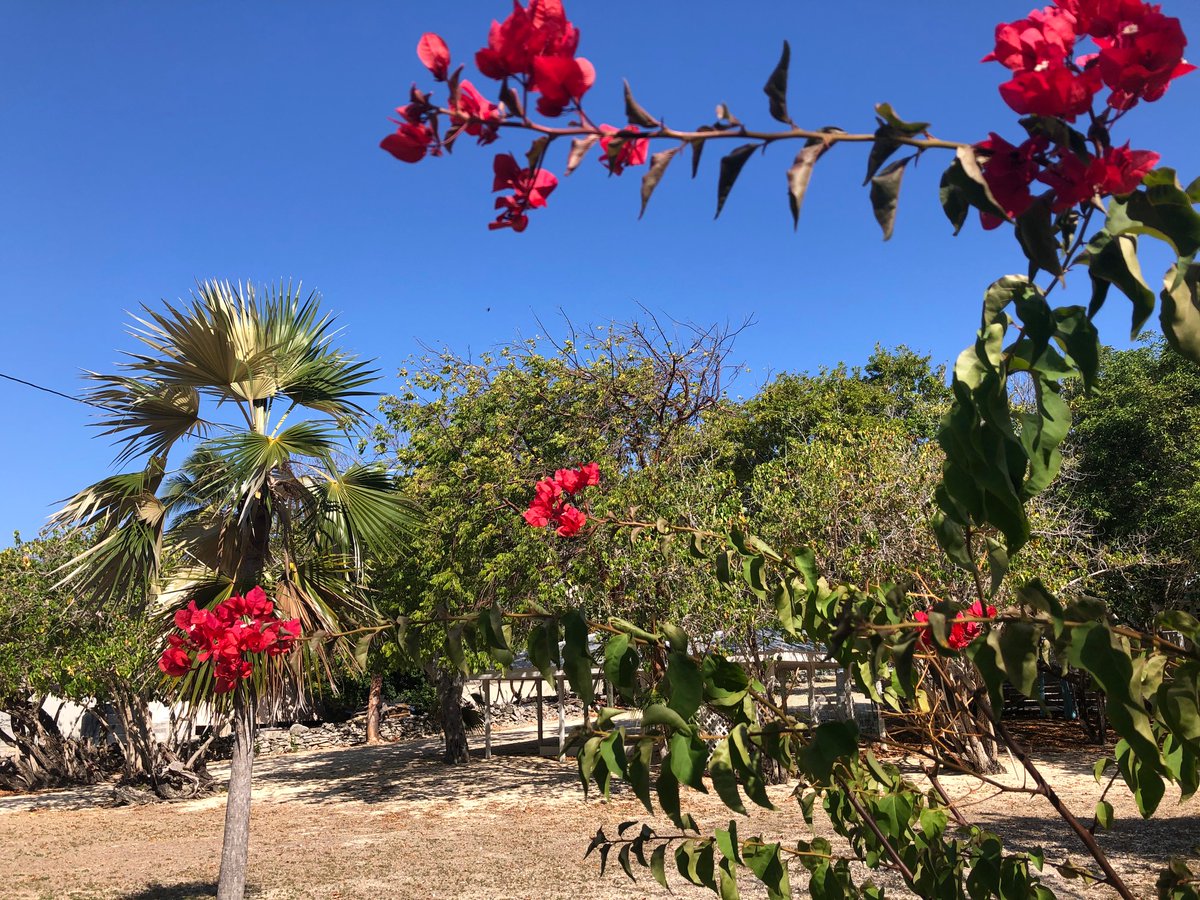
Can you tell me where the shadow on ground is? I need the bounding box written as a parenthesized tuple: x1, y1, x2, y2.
(119, 881, 216, 899)
(249, 735, 581, 806)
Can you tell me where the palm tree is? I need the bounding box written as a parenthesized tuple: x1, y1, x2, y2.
(54, 280, 417, 900)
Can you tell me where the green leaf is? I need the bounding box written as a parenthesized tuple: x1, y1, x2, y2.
(718, 855, 741, 900)
(762, 41, 792, 125)
(669, 730, 710, 792)
(446, 624, 468, 676)
(1094, 757, 1112, 784)
(618, 843, 635, 881)
(710, 738, 748, 814)
(864, 125, 902, 186)
(353, 633, 372, 669)
(715, 143, 759, 219)
(996, 621, 1040, 698)
(628, 737, 654, 812)
(939, 147, 1006, 235)
(623, 79, 660, 128)
(869, 156, 911, 241)
(931, 507, 973, 570)
(526, 618, 560, 686)
(657, 765, 683, 827)
(639, 146, 682, 219)
(1015, 198, 1064, 277)
(1108, 177, 1200, 259)
(715, 820, 742, 865)
(874, 102, 929, 135)
(1095, 799, 1114, 831)
(1053, 305, 1101, 390)
(661, 622, 689, 653)
(643, 702, 691, 733)
(985, 537, 1009, 596)
(787, 136, 836, 229)
(666, 651, 703, 719)
(561, 609, 594, 707)
(798, 720, 858, 784)
(1084, 232, 1156, 336)
(1159, 263, 1200, 365)
(650, 844, 670, 890)
(604, 633, 639, 702)
(704, 655, 751, 706)
(743, 841, 791, 900)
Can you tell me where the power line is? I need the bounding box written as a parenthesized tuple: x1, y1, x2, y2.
(0, 371, 116, 411)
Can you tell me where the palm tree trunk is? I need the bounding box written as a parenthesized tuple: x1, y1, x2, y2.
(217, 685, 256, 900)
(366, 673, 384, 745)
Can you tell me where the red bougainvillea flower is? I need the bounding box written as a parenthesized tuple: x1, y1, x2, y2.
(158, 588, 301, 692)
(1055, 0, 1147, 38)
(1096, 8, 1195, 108)
(158, 646, 193, 677)
(452, 80, 502, 145)
(984, 7, 1079, 71)
(998, 61, 1103, 120)
(380, 122, 435, 163)
(475, 0, 581, 81)
(913, 601, 996, 650)
(522, 463, 599, 537)
(976, 133, 1048, 229)
(490, 153, 558, 231)
(555, 504, 587, 536)
(598, 124, 649, 175)
(530, 55, 595, 117)
(1038, 141, 1160, 209)
(523, 476, 563, 526)
(417, 32, 451, 81)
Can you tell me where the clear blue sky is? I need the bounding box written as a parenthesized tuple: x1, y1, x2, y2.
(2, 1, 1198, 542)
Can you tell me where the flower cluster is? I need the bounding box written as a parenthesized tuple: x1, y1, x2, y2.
(158, 587, 301, 694)
(383, 1, 652, 231)
(985, 0, 1193, 117)
(913, 600, 997, 651)
(975, 0, 1189, 228)
(523, 462, 599, 537)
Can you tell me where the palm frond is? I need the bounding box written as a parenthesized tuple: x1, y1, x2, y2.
(51, 457, 170, 604)
(304, 463, 423, 565)
(85, 375, 205, 465)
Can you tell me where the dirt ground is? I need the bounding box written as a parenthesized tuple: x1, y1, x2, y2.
(0, 721, 1196, 900)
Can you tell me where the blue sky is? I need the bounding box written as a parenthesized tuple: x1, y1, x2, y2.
(1, 1, 1198, 542)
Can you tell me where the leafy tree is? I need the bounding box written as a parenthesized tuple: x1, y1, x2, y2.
(0, 528, 165, 789)
(372, 319, 740, 762)
(376, 1, 1200, 897)
(54, 281, 417, 900)
(1062, 336, 1200, 623)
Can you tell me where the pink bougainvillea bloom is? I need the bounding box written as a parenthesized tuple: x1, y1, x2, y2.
(555, 504, 587, 537)
(998, 61, 1102, 120)
(475, 0, 581, 81)
(530, 55, 594, 117)
(159, 646, 193, 677)
(417, 32, 451, 81)
(984, 7, 1079, 71)
(244, 585, 274, 617)
(578, 462, 600, 487)
(1038, 142, 1159, 209)
(598, 125, 649, 175)
(1097, 9, 1195, 108)
(452, 80, 502, 145)
(490, 153, 558, 231)
(1056, 0, 1165, 39)
(380, 123, 434, 163)
(976, 133, 1047, 229)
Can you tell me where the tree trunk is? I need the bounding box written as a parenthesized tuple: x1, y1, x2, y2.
(217, 686, 256, 900)
(366, 673, 383, 745)
(436, 668, 470, 765)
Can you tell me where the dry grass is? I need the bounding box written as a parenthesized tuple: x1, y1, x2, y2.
(0, 723, 1196, 899)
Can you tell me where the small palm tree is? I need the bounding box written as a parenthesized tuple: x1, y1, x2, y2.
(54, 280, 417, 899)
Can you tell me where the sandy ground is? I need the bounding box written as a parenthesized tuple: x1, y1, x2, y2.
(0, 722, 1197, 900)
